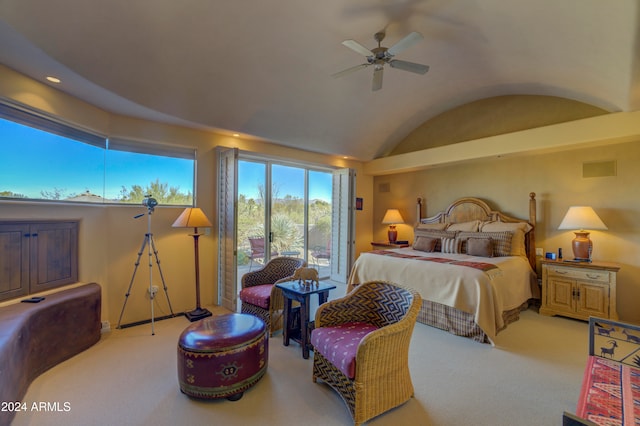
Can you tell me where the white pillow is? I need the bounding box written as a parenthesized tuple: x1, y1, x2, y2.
(416, 222, 448, 230)
(447, 220, 481, 232)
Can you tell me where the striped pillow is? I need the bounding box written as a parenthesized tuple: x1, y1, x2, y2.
(441, 237, 461, 254)
(414, 229, 458, 252)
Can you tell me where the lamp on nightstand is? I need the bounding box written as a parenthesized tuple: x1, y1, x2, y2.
(558, 206, 607, 262)
(382, 209, 404, 243)
(172, 207, 213, 321)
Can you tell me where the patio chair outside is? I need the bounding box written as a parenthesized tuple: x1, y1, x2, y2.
(248, 236, 278, 271)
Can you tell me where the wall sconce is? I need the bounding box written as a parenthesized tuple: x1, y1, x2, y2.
(558, 206, 607, 262)
(382, 209, 404, 243)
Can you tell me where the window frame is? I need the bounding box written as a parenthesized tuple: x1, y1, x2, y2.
(0, 100, 196, 206)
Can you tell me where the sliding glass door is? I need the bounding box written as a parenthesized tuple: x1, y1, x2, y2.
(236, 159, 333, 285)
(218, 147, 354, 311)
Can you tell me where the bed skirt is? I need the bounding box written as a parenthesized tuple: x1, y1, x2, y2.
(417, 300, 531, 343)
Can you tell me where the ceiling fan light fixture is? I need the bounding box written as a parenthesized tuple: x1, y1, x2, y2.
(332, 31, 429, 91)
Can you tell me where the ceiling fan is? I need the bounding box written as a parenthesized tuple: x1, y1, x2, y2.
(332, 31, 429, 91)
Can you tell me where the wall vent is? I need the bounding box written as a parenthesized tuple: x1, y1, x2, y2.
(378, 182, 390, 193)
(583, 160, 616, 178)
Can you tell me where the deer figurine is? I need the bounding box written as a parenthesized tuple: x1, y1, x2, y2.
(600, 340, 618, 358)
(291, 267, 319, 288)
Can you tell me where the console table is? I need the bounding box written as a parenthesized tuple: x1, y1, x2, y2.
(275, 280, 336, 359)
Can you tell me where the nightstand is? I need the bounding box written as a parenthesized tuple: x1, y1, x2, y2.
(539, 259, 620, 320)
(371, 241, 410, 249)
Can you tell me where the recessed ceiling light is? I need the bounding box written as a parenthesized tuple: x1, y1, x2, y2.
(46, 76, 61, 84)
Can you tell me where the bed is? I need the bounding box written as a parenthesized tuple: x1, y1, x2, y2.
(348, 193, 539, 344)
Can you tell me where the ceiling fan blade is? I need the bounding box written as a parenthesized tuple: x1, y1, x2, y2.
(372, 66, 383, 91)
(342, 39, 374, 57)
(389, 60, 430, 75)
(386, 31, 424, 57)
(331, 63, 370, 78)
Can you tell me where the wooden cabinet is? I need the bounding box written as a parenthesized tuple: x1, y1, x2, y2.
(0, 221, 78, 302)
(539, 260, 619, 320)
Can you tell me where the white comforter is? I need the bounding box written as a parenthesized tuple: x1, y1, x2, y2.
(347, 248, 535, 343)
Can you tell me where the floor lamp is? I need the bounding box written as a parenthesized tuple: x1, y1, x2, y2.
(173, 207, 213, 322)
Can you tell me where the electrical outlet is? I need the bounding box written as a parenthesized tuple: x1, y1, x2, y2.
(101, 321, 111, 333)
(536, 248, 544, 256)
(148, 285, 159, 298)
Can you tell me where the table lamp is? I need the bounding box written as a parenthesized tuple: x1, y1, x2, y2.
(173, 207, 213, 321)
(558, 206, 607, 262)
(382, 209, 404, 243)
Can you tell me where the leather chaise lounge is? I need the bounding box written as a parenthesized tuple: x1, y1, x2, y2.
(0, 283, 101, 425)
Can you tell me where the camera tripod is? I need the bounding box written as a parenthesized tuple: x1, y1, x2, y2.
(117, 200, 176, 335)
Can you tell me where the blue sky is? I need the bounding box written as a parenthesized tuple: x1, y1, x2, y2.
(2, 118, 329, 202)
(1, 119, 193, 200)
(238, 160, 332, 202)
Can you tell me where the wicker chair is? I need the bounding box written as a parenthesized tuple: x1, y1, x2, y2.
(239, 256, 306, 336)
(310, 281, 422, 426)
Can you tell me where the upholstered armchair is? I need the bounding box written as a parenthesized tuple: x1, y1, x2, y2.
(239, 256, 306, 336)
(310, 280, 422, 426)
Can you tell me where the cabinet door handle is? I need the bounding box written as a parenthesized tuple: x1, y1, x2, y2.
(586, 273, 600, 279)
(554, 270, 568, 274)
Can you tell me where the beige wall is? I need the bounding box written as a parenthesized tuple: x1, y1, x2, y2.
(373, 141, 640, 323)
(3, 64, 637, 327)
(0, 66, 373, 326)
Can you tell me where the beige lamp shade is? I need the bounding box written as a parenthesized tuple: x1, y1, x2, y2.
(558, 206, 607, 262)
(382, 209, 404, 243)
(172, 207, 213, 230)
(382, 209, 404, 225)
(558, 206, 607, 231)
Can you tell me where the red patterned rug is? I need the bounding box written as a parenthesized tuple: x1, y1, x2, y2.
(577, 355, 640, 425)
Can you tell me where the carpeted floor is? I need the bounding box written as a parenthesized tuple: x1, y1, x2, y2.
(13, 283, 590, 426)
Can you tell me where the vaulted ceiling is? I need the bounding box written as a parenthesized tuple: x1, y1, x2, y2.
(1, 1, 639, 161)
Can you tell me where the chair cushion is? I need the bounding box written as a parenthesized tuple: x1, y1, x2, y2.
(310, 322, 379, 379)
(239, 284, 273, 309)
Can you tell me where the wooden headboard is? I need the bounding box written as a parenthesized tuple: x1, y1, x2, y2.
(416, 193, 537, 271)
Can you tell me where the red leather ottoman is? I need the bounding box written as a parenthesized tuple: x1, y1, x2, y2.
(177, 313, 268, 401)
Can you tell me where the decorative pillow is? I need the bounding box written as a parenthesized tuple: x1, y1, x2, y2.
(466, 237, 494, 257)
(310, 322, 379, 379)
(238, 284, 273, 309)
(416, 222, 448, 230)
(447, 220, 481, 232)
(414, 229, 458, 252)
(413, 236, 437, 252)
(480, 221, 532, 257)
(441, 237, 462, 254)
(457, 231, 513, 257)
